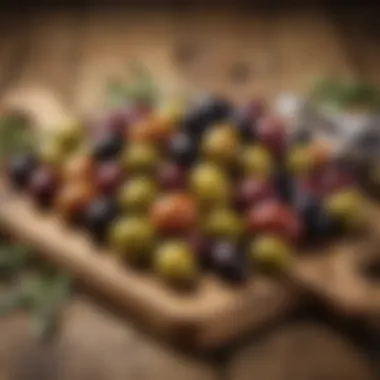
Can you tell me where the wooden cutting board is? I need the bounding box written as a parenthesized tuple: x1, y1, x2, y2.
(2, 180, 380, 351)
(0, 180, 297, 350)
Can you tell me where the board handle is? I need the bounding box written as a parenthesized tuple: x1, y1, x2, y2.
(290, 237, 380, 317)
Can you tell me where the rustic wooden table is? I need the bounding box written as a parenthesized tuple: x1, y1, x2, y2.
(0, 4, 379, 380)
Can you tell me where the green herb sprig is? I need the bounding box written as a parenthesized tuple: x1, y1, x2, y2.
(0, 238, 73, 342)
(312, 77, 380, 112)
(0, 111, 35, 161)
(105, 62, 159, 108)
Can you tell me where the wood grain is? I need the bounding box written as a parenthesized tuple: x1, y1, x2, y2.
(229, 322, 376, 380)
(0, 300, 217, 380)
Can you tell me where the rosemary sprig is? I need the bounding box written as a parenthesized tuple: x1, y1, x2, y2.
(311, 77, 380, 112)
(0, 270, 73, 342)
(0, 111, 35, 161)
(0, 243, 31, 279)
(29, 272, 73, 342)
(105, 62, 159, 108)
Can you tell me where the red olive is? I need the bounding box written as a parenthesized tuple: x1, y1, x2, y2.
(234, 178, 276, 209)
(95, 161, 125, 195)
(257, 116, 286, 157)
(150, 192, 197, 233)
(246, 200, 302, 243)
(157, 162, 187, 190)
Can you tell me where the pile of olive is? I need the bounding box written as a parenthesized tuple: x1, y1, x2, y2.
(6, 96, 368, 290)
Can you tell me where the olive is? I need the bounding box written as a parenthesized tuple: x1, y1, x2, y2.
(234, 178, 275, 209)
(62, 153, 94, 183)
(87, 107, 133, 138)
(150, 193, 197, 234)
(52, 121, 83, 153)
(122, 143, 160, 174)
(156, 98, 186, 126)
(246, 200, 302, 244)
(190, 163, 230, 206)
(7, 152, 38, 190)
(28, 166, 59, 207)
(257, 116, 286, 157)
(201, 124, 239, 164)
(325, 188, 367, 229)
(55, 182, 95, 223)
(181, 95, 233, 137)
(294, 191, 338, 240)
(84, 197, 119, 243)
(287, 145, 314, 176)
(108, 216, 155, 264)
(95, 161, 125, 195)
(203, 208, 243, 240)
(319, 165, 354, 194)
(241, 145, 273, 178)
(231, 109, 257, 140)
(156, 162, 187, 190)
(249, 235, 293, 271)
(118, 177, 157, 212)
(92, 131, 124, 161)
(129, 115, 172, 144)
(154, 241, 198, 287)
(209, 240, 248, 283)
(38, 139, 67, 168)
(167, 132, 198, 167)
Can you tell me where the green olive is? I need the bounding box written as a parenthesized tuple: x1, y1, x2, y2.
(203, 208, 243, 239)
(38, 139, 67, 167)
(108, 217, 155, 264)
(154, 241, 198, 287)
(123, 143, 160, 174)
(156, 98, 186, 126)
(118, 177, 157, 212)
(325, 188, 367, 229)
(201, 124, 239, 164)
(190, 163, 230, 206)
(53, 121, 83, 153)
(241, 145, 272, 178)
(287, 145, 313, 175)
(249, 235, 293, 271)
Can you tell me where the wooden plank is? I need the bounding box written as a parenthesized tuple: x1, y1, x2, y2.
(0, 13, 30, 96)
(6, 11, 82, 101)
(166, 9, 275, 102)
(325, 8, 380, 85)
(265, 8, 356, 95)
(0, 11, 81, 128)
(229, 322, 375, 380)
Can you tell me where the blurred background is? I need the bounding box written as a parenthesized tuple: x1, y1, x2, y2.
(0, 2, 379, 380)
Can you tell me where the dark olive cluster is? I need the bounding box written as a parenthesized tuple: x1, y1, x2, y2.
(7, 96, 367, 289)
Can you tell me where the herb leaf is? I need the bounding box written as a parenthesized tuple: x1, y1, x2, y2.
(29, 272, 73, 342)
(312, 78, 380, 112)
(105, 62, 159, 108)
(0, 111, 35, 160)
